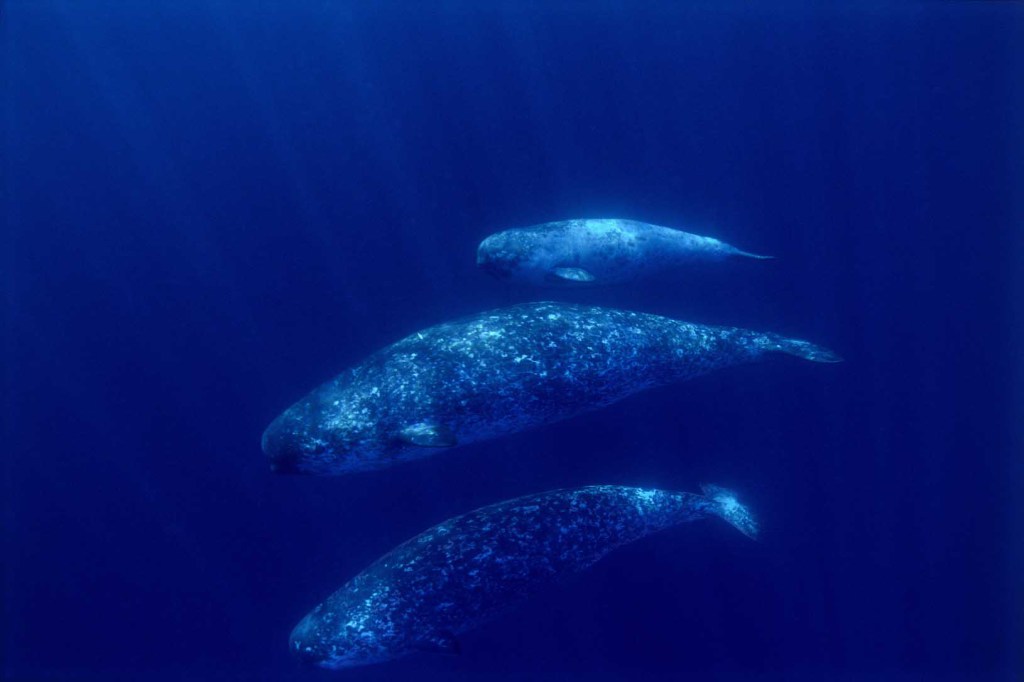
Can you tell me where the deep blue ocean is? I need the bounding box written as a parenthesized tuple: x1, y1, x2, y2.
(3, 2, 1022, 680)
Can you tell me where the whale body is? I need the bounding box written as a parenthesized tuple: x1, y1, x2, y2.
(476, 218, 771, 286)
(262, 302, 838, 475)
(290, 483, 757, 668)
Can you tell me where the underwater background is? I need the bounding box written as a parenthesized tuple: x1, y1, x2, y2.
(3, 2, 1022, 680)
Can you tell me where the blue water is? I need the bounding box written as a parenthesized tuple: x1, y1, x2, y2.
(4, 3, 1022, 680)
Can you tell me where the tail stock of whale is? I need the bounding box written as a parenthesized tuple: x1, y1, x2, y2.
(723, 242, 774, 260)
(731, 248, 774, 260)
(681, 232, 773, 261)
(700, 484, 759, 539)
(756, 333, 843, 363)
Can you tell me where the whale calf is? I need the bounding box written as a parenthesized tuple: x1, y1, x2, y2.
(290, 483, 757, 668)
(476, 218, 771, 286)
(262, 302, 838, 475)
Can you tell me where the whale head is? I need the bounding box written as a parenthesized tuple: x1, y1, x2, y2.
(289, 609, 388, 669)
(479, 223, 598, 285)
(290, 582, 408, 669)
(262, 378, 383, 475)
(476, 231, 525, 280)
(477, 226, 564, 284)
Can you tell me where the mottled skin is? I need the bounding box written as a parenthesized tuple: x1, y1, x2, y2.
(477, 218, 771, 286)
(262, 302, 838, 475)
(290, 484, 757, 669)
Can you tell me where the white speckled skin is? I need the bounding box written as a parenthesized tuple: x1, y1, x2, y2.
(477, 218, 770, 286)
(290, 484, 755, 669)
(262, 302, 838, 475)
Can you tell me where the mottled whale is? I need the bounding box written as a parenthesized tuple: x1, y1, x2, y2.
(477, 218, 771, 285)
(262, 302, 838, 475)
(290, 483, 757, 668)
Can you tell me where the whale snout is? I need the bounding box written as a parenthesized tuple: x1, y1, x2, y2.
(475, 239, 492, 266)
(476, 235, 518, 279)
(290, 611, 376, 669)
(476, 236, 498, 267)
(261, 415, 314, 475)
(290, 614, 330, 667)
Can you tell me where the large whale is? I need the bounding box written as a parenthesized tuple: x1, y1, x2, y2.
(262, 302, 838, 475)
(290, 483, 757, 669)
(476, 218, 771, 286)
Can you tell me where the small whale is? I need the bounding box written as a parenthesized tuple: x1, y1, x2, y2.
(289, 483, 758, 669)
(262, 302, 839, 475)
(476, 218, 772, 286)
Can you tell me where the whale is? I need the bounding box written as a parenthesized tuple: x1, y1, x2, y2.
(289, 483, 757, 669)
(476, 218, 771, 286)
(262, 302, 839, 475)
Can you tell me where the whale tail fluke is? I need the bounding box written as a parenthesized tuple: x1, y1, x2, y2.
(700, 484, 759, 540)
(758, 334, 843, 363)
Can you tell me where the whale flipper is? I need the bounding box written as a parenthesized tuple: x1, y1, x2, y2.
(416, 630, 460, 656)
(549, 266, 596, 283)
(700, 484, 759, 539)
(399, 422, 457, 448)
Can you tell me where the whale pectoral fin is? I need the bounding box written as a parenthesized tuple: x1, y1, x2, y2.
(399, 422, 457, 448)
(549, 266, 596, 283)
(416, 630, 461, 656)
